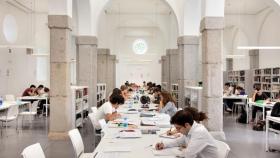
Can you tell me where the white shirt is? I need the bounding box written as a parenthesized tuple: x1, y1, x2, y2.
(164, 122, 218, 158)
(95, 102, 115, 122)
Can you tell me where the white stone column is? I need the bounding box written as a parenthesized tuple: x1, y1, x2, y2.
(107, 54, 116, 97)
(200, 17, 225, 139)
(177, 36, 200, 108)
(76, 36, 98, 107)
(167, 49, 179, 92)
(48, 15, 72, 140)
(97, 49, 110, 83)
(249, 49, 259, 69)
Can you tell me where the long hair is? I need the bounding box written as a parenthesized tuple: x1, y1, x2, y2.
(184, 107, 208, 122)
(160, 91, 175, 106)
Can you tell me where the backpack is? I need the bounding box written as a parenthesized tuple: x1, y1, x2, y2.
(236, 106, 247, 124)
(270, 102, 280, 130)
(253, 120, 265, 131)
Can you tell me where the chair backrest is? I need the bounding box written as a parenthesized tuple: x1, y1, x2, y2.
(5, 94, 15, 101)
(91, 107, 97, 114)
(88, 113, 100, 130)
(30, 101, 39, 113)
(21, 143, 45, 158)
(7, 104, 19, 119)
(68, 129, 84, 158)
(215, 140, 230, 158)
(99, 119, 107, 130)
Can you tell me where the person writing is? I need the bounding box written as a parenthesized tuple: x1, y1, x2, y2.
(155, 110, 218, 158)
(167, 107, 208, 136)
(158, 91, 177, 117)
(251, 87, 269, 122)
(95, 93, 124, 129)
(120, 85, 129, 101)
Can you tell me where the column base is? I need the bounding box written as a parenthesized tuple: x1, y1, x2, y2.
(209, 131, 226, 141)
(48, 132, 69, 140)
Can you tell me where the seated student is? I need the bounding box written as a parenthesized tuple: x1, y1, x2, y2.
(235, 86, 245, 95)
(251, 87, 270, 122)
(95, 93, 124, 128)
(155, 110, 218, 158)
(158, 91, 177, 117)
(108, 88, 122, 100)
(152, 87, 161, 104)
(38, 87, 50, 115)
(223, 83, 234, 112)
(22, 85, 36, 96)
(120, 85, 129, 101)
(167, 107, 208, 135)
(35, 85, 44, 95)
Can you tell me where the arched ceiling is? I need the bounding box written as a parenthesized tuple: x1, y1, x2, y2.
(225, 0, 268, 15)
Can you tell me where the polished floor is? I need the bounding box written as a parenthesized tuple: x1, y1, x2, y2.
(0, 113, 280, 158)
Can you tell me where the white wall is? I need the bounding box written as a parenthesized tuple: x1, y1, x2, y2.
(98, 9, 178, 87)
(0, 1, 49, 96)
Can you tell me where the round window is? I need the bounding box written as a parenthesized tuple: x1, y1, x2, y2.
(3, 14, 18, 43)
(133, 39, 148, 55)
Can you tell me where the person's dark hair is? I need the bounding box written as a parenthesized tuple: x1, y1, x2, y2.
(171, 110, 194, 126)
(38, 85, 44, 89)
(120, 85, 128, 91)
(109, 94, 124, 105)
(30, 85, 36, 88)
(153, 87, 161, 93)
(140, 95, 150, 104)
(161, 91, 175, 106)
(225, 83, 230, 87)
(184, 107, 208, 122)
(156, 85, 161, 91)
(236, 86, 243, 90)
(112, 88, 121, 95)
(44, 87, 50, 92)
(255, 86, 261, 91)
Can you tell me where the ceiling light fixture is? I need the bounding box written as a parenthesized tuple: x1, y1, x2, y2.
(237, 46, 280, 50)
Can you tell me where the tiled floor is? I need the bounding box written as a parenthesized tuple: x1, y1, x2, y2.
(0, 113, 280, 158)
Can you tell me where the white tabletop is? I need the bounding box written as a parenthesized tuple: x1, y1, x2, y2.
(248, 101, 275, 108)
(93, 103, 175, 158)
(0, 101, 29, 111)
(223, 95, 248, 100)
(19, 96, 48, 100)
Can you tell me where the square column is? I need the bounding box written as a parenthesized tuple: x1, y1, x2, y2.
(166, 49, 179, 92)
(76, 36, 98, 107)
(48, 15, 72, 139)
(107, 55, 117, 97)
(249, 49, 259, 69)
(177, 36, 200, 108)
(200, 17, 225, 139)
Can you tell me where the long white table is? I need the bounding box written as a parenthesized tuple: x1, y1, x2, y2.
(92, 103, 176, 158)
(0, 101, 30, 111)
(265, 116, 280, 152)
(19, 96, 49, 116)
(223, 95, 249, 122)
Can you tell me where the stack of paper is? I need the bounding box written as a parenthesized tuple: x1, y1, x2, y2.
(151, 147, 184, 157)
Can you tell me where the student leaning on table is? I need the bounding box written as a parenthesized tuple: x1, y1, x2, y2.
(251, 87, 270, 122)
(155, 110, 218, 158)
(95, 93, 125, 125)
(158, 91, 177, 117)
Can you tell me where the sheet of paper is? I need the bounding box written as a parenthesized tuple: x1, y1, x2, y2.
(103, 146, 132, 152)
(151, 147, 184, 157)
(119, 129, 142, 138)
(159, 133, 181, 139)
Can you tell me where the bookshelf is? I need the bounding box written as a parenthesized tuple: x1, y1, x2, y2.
(71, 86, 89, 128)
(227, 70, 246, 88)
(97, 83, 106, 107)
(171, 83, 179, 107)
(253, 67, 280, 99)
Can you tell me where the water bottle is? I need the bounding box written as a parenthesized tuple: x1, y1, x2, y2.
(123, 117, 128, 128)
(0, 96, 3, 106)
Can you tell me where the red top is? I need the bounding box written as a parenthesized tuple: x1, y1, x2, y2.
(22, 88, 33, 96)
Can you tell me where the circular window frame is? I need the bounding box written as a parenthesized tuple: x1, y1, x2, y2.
(132, 39, 148, 55)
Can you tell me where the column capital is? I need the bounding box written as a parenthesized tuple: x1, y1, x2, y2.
(48, 15, 72, 30)
(76, 36, 98, 45)
(166, 49, 178, 55)
(109, 55, 117, 60)
(200, 17, 224, 32)
(177, 36, 199, 45)
(249, 49, 259, 56)
(97, 48, 110, 55)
